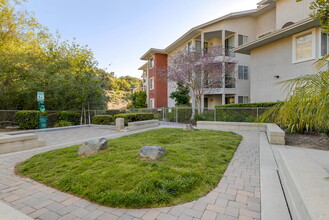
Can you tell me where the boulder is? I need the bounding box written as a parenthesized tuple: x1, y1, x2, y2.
(78, 138, 108, 156)
(184, 124, 194, 131)
(139, 146, 166, 160)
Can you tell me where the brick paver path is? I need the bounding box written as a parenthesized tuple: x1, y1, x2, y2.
(0, 126, 260, 220)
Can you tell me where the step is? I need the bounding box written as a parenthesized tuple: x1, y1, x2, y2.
(259, 133, 291, 220)
(277, 148, 329, 220)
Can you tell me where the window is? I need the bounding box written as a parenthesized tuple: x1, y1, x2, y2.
(188, 41, 193, 53)
(150, 77, 154, 90)
(195, 40, 202, 53)
(321, 32, 329, 57)
(293, 29, 315, 63)
(238, 96, 249, 103)
(149, 99, 155, 108)
(238, 35, 248, 46)
(238, 66, 249, 80)
(149, 58, 154, 69)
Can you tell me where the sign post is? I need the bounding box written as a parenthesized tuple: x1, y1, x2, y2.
(37, 92, 47, 129)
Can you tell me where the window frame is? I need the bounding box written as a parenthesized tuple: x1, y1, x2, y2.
(320, 30, 329, 58)
(149, 57, 154, 69)
(292, 28, 316, 64)
(149, 98, 155, 108)
(149, 77, 155, 90)
(238, 65, 248, 80)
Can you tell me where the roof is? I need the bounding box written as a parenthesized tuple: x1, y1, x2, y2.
(138, 62, 148, 71)
(233, 18, 320, 55)
(139, 0, 275, 60)
(140, 48, 167, 60)
(163, 3, 275, 53)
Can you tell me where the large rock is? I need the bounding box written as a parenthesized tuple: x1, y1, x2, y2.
(139, 146, 166, 160)
(78, 138, 108, 156)
(184, 124, 194, 131)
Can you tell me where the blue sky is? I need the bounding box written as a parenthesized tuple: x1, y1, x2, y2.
(21, 0, 260, 78)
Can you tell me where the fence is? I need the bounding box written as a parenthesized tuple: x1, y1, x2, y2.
(0, 107, 271, 129)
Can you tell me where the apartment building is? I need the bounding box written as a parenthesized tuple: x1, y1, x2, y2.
(140, 0, 323, 108)
(234, 0, 325, 102)
(140, 49, 168, 108)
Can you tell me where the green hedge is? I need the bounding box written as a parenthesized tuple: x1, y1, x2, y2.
(93, 115, 114, 125)
(215, 102, 283, 108)
(114, 113, 154, 125)
(166, 108, 192, 123)
(57, 112, 80, 125)
(106, 110, 126, 116)
(14, 110, 40, 129)
(55, 120, 73, 127)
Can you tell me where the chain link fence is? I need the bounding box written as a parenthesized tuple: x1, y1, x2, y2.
(0, 107, 271, 129)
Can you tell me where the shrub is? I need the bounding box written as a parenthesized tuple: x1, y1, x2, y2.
(106, 110, 124, 116)
(14, 110, 40, 129)
(55, 120, 73, 127)
(93, 115, 114, 125)
(57, 112, 80, 125)
(166, 107, 192, 123)
(114, 113, 154, 125)
(215, 102, 283, 108)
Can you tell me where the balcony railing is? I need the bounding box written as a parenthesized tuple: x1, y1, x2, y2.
(225, 46, 235, 57)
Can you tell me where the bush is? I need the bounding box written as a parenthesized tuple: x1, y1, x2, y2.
(14, 110, 40, 129)
(93, 115, 114, 125)
(166, 107, 192, 123)
(114, 113, 154, 125)
(57, 112, 80, 125)
(215, 102, 283, 108)
(106, 110, 125, 116)
(55, 120, 73, 127)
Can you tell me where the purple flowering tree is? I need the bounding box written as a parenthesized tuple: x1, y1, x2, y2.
(164, 46, 236, 116)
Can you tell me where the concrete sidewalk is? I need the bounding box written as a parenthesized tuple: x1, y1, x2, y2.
(0, 125, 260, 220)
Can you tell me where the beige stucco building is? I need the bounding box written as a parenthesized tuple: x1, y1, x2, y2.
(234, 0, 327, 102)
(139, 0, 328, 108)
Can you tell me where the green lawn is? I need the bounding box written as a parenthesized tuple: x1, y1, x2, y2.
(16, 128, 242, 208)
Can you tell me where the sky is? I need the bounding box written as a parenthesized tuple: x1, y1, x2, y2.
(20, 0, 260, 78)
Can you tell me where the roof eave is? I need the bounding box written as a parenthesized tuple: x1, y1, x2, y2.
(140, 48, 166, 60)
(233, 18, 320, 55)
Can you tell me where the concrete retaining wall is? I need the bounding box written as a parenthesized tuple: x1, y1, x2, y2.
(196, 121, 285, 145)
(128, 120, 160, 131)
(0, 134, 45, 155)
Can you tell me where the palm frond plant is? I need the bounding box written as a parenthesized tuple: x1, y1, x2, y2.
(259, 71, 329, 134)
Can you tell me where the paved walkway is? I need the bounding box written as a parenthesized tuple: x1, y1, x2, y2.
(0, 125, 260, 220)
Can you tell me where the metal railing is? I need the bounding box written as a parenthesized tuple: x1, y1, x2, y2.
(0, 107, 271, 129)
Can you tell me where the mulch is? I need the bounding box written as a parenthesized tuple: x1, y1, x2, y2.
(285, 133, 329, 151)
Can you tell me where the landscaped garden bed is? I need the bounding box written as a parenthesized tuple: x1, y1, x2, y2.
(15, 128, 241, 208)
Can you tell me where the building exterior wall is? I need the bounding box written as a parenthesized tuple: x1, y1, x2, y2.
(148, 53, 168, 108)
(276, 0, 312, 29)
(255, 7, 276, 37)
(250, 28, 321, 102)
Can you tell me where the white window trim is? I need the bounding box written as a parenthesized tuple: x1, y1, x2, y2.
(149, 98, 155, 108)
(150, 77, 155, 90)
(319, 29, 329, 59)
(292, 28, 316, 64)
(149, 57, 154, 69)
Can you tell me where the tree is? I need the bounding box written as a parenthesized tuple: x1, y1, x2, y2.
(170, 82, 190, 106)
(132, 91, 147, 108)
(165, 46, 235, 116)
(0, 0, 108, 111)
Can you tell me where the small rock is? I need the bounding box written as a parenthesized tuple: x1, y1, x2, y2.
(184, 124, 194, 131)
(139, 146, 166, 160)
(78, 138, 108, 156)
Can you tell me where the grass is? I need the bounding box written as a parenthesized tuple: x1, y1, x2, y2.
(16, 128, 242, 208)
